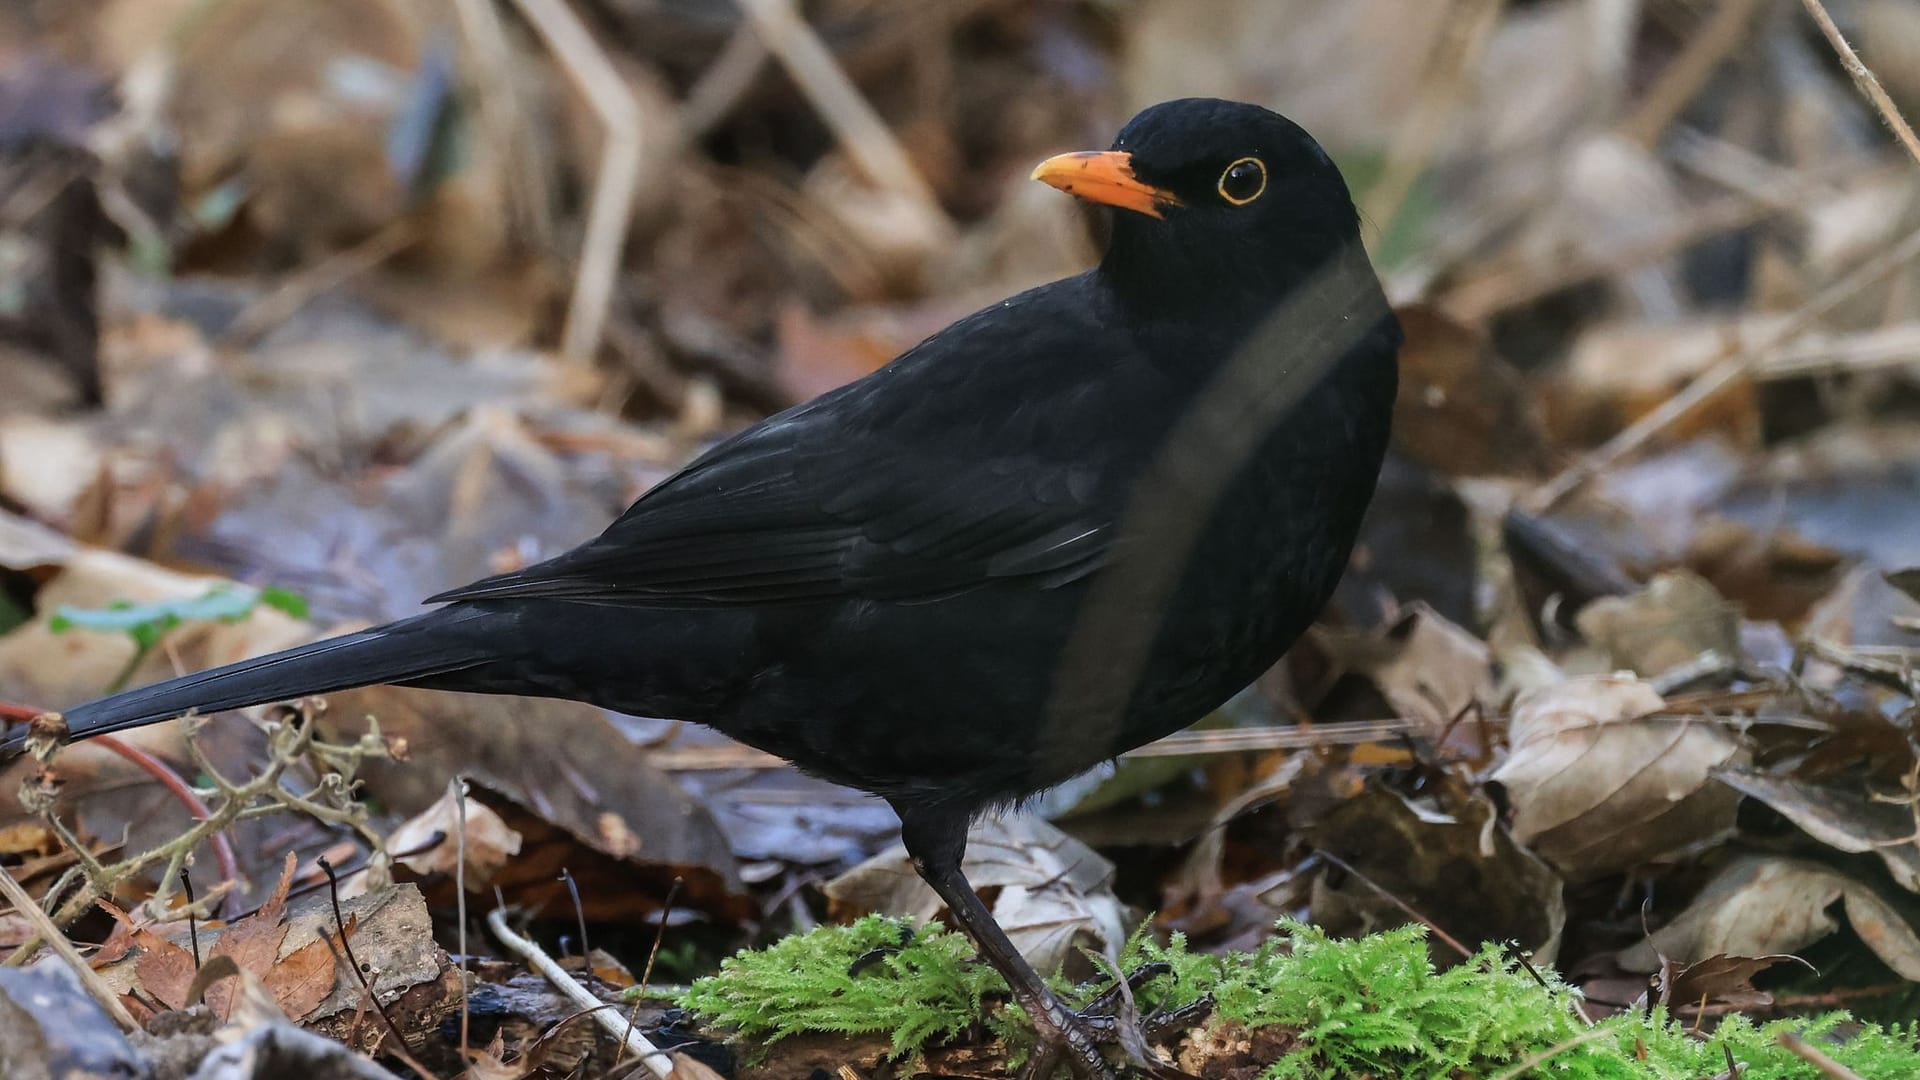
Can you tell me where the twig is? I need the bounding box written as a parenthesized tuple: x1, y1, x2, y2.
(1777, 1030, 1867, 1080)
(6, 710, 391, 964)
(93, 734, 241, 911)
(0, 862, 140, 1030)
(487, 905, 673, 1080)
(733, 0, 953, 240)
(678, 23, 770, 142)
(1530, 221, 1920, 510)
(1313, 851, 1472, 960)
(1487, 1028, 1615, 1080)
(1798, 0, 1920, 169)
(1619, 0, 1765, 148)
(559, 867, 589, 961)
(181, 867, 201, 967)
(1360, 0, 1506, 241)
(449, 0, 551, 247)
(614, 876, 681, 1076)
(647, 718, 1422, 770)
(452, 777, 471, 1062)
(218, 221, 417, 350)
(316, 857, 437, 1080)
(512, 0, 644, 363)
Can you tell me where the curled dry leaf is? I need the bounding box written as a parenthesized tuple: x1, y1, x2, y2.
(1660, 953, 1802, 1012)
(1575, 570, 1740, 679)
(824, 815, 1126, 978)
(1619, 855, 1920, 980)
(387, 785, 523, 889)
(1489, 675, 1743, 880)
(1717, 769, 1920, 893)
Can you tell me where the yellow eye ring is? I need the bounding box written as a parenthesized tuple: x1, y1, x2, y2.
(1217, 157, 1267, 206)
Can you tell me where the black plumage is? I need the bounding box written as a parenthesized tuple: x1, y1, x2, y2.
(4, 98, 1399, 1078)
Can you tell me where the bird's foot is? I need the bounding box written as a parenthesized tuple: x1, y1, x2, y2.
(1017, 962, 1214, 1080)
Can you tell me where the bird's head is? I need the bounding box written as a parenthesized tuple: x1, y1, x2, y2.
(1033, 98, 1367, 326)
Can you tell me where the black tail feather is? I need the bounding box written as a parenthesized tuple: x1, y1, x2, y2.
(1, 606, 492, 756)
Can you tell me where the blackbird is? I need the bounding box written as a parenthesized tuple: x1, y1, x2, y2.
(3, 98, 1399, 1078)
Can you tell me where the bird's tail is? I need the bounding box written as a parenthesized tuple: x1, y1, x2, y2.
(0, 605, 494, 757)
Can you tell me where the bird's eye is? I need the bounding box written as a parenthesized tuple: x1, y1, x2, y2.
(1217, 157, 1267, 206)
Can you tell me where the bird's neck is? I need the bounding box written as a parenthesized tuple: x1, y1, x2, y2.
(1097, 236, 1393, 375)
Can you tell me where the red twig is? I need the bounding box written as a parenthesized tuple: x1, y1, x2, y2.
(92, 735, 242, 912)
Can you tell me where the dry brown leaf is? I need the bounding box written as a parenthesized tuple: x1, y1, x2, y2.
(130, 924, 197, 1012)
(1490, 675, 1743, 880)
(202, 852, 297, 1020)
(1717, 769, 1920, 893)
(1302, 780, 1566, 964)
(1619, 855, 1920, 979)
(320, 687, 748, 924)
(387, 785, 523, 889)
(262, 937, 338, 1022)
(1575, 571, 1740, 678)
(1660, 953, 1800, 1011)
(1359, 604, 1493, 735)
(1391, 305, 1548, 476)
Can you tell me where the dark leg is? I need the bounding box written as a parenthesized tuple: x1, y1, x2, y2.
(897, 807, 1197, 1080)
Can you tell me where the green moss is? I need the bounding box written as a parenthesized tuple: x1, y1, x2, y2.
(674, 916, 1004, 1060)
(677, 917, 1920, 1078)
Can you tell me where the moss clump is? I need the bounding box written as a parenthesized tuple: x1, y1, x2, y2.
(675, 916, 1003, 1060)
(678, 916, 1920, 1078)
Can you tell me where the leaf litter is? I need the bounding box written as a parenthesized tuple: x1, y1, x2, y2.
(6, 0, 1920, 1076)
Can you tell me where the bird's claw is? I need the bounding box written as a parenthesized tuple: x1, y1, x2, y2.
(1015, 963, 1213, 1080)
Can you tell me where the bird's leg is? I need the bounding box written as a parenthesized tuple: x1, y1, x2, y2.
(898, 809, 1193, 1080)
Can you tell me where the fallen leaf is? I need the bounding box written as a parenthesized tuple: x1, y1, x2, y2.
(202, 851, 297, 1020)
(387, 785, 523, 889)
(1575, 571, 1740, 678)
(1717, 769, 1920, 892)
(1618, 855, 1920, 979)
(1301, 779, 1566, 965)
(1660, 953, 1800, 1011)
(262, 937, 338, 1022)
(130, 923, 197, 1012)
(321, 687, 749, 924)
(824, 815, 1127, 977)
(1354, 604, 1493, 736)
(1490, 675, 1743, 880)
(1390, 304, 1548, 476)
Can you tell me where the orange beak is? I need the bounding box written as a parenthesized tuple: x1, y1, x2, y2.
(1030, 151, 1179, 219)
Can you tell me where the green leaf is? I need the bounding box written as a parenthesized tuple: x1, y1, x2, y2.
(258, 586, 310, 620)
(49, 583, 306, 651)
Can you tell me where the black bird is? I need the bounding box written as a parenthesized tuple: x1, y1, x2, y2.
(4, 99, 1398, 1077)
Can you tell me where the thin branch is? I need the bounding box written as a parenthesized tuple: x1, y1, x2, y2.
(733, 0, 953, 240)
(1777, 1030, 1867, 1080)
(1531, 222, 1920, 510)
(488, 905, 672, 1080)
(1488, 1028, 1615, 1080)
(1799, 0, 1920, 169)
(512, 0, 644, 363)
(0, 862, 140, 1030)
(1620, 0, 1765, 148)
(93, 734, 241, 909)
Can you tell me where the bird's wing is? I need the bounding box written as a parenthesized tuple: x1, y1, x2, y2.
(429, 424, 1114, 607)
(432, 282, 1139, 608)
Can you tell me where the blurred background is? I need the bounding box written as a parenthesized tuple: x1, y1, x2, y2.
(6, 0, 1920, 1071)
